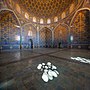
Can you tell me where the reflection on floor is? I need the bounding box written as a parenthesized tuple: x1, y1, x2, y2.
(0, 48, 90, 90)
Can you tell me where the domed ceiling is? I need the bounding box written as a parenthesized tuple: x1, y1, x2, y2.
(13, 0, 74, 18)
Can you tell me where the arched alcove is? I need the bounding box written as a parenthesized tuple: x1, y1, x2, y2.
(70, 9, 90, 49)
(0, 10, 21, 50)
(54, 24, 68, 48)
(22, 24, 37, 48)
(39, 27, 52, 48)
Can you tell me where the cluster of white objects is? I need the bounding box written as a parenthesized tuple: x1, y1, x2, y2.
(37, 62, 59, 82)
(71, 57, 90, 64)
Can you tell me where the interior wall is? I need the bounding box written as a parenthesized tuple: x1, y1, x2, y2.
(22, 24, 37, 48)
(39, 27, 52, 48)
(54, 25, 68, 48)
(0, 10, 20, 50)
(70, 9, 90, 49)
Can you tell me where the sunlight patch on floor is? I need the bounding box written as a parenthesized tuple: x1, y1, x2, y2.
(71, 57, 90, 64)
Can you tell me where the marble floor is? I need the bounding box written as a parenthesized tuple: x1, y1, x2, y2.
(0, 48, 90, 90)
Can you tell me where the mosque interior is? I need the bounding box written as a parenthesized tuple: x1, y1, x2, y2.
(0, 0, 90, 90)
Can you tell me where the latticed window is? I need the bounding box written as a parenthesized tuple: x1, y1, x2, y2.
(28, 31, 32, 36)
(40, 18, 43, 24)
(47, 19, 51, 24)
(54, 17, 58, 22)
(28, 27, 32, 36)
(25, 12, 29, 19)
(61, 12, 66, 19)
(33, 17, 36, 22)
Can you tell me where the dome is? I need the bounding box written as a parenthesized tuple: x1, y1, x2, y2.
(12, 0, 75, 18)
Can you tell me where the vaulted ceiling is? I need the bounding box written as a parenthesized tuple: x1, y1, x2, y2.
(13, 0, 75, 18)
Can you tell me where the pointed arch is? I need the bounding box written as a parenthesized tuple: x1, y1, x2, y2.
(39, 27, 52, 48)
(40, 27, 52, 32)
(70, 8, 90, 26)
(22, 23, 36, 29)
(53, 23, 69, 32)
(70, 8, 90, 48)
(54, 23, 69, 48)
(21, 24, 37, 48)
(0, 9, 21, 50)
(0, 8, 21, 26)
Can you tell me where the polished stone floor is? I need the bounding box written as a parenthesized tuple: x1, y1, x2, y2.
(0, 48, 90, 90)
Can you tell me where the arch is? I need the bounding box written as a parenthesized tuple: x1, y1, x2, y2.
(21, 24, 37, 48)
(70, 8, 90, 26)
(40, 27, 52, 31)
(0, 9, 21, 50)
(54, 23, 69, 48)
(22, 23, 36, 29)
(53, 23, 69, 32)
(39, 27, 52, 48)
(70, 8, 90, 48)
(0, 8, 21, 27)
(39, 27, 52, 32)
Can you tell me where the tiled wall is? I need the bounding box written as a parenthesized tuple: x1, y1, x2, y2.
(0, 10, 20, 50)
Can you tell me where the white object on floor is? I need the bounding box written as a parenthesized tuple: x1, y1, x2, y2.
(45, 66, 48, 69)
(37, 62, 59, 82)
(51, 70, 58, 77)
(42, 63, 45, 65)
(48, 75, 53, 80)
(52, 65, 57, 69)
(42, 72, 49, 82)
(37, 64, 42, 70)
(54, 70, 59, 75)
(47, 62, 51, 66)
(48, 70, 53, 77)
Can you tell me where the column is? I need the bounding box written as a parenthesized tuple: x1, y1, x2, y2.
(37, 27, 40, 48)
(52, 30, 54, 48)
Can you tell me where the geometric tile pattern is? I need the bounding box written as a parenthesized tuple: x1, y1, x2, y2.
(12, 0, 74, 18)
(54, 25, 68, 47)
(22, 25, 37, 48)
(0, 10, 20, 49)
(39, 27, 52, 47)
(71, 10, 90, 45)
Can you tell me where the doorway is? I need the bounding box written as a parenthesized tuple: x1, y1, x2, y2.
(28, 39, 33, 49)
